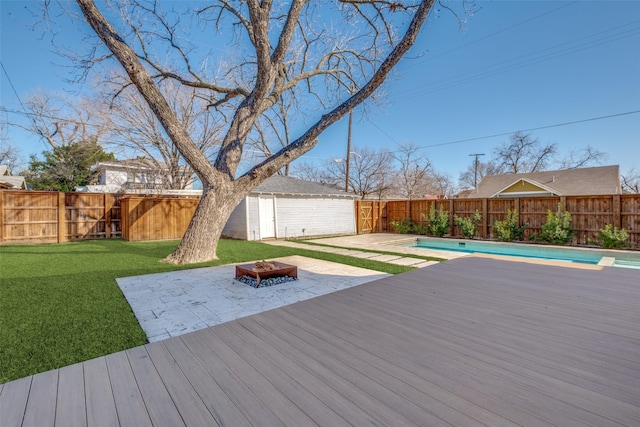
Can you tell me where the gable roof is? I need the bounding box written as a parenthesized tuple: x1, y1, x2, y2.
(0, 165, 26, 189)
(95, 159, 168, 171)
(252, 175, 357, 198)
(471, 165, 621, 198)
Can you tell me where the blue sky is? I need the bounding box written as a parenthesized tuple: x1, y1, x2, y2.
(2, 0, 639, 183)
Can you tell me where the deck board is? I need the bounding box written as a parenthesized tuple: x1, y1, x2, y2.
(22, 369, 57, 427)
(83, 357, 119, 427)
(3, 256, 640, 426)
(55, 363, 86, 427)
(104, 351, 153, 427)
(0, 376, 31, 427)
(125, 346, 185, 427)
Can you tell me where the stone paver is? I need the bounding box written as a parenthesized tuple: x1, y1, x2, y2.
(117, 255, 390, 342)
(263, 235, 462, 266)
(364, 254, 403, 262)
(389, 257, 429, 266)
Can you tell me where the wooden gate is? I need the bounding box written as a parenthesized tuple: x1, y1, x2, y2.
(355, 201, 387, 233)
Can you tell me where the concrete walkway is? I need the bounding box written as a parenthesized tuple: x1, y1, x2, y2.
(262, 233, 466, 267)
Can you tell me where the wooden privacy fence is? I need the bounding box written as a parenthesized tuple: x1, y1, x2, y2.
(120, 196, 199, 241)
(356, 194, 640, 249)
(0, 190, 201, 244)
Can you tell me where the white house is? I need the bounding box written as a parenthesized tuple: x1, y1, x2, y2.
(75, 159, 201, 195)
(223, 175, 359, 240)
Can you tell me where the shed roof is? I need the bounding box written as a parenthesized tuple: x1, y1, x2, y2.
(252, 175, 358, 198)
(470, 165, 621, 198)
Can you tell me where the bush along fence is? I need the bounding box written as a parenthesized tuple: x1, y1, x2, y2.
(0, 190, 201, 244)
(355, 195, 640, 249)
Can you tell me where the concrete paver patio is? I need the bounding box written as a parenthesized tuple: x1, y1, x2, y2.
(117, 255, 391, 342)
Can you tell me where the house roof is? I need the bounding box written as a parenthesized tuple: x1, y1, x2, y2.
(0, 165, 26, 189)
(95, 159, 165, 171)
(252, 175, 358, 198)
(470, 165, 621, 198)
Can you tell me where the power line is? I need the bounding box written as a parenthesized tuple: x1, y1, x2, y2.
(364, 109, 640, 157)
(421, 110, 640, 150)
(0, 61, 36, 129)
(406, 1, 579, 68)
(395, 20, 640, 100)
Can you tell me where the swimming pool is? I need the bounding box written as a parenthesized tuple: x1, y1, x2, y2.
(404, 237, 640, 268)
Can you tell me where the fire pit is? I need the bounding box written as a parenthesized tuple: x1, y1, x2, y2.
(235, 261, 298, 288)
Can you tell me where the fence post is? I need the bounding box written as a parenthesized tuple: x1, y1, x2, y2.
(105, 193, 114, 239)
(448, 199, 454, 236)
(58, 192, 67, 243)
(613, 194, 621, 228)
(481, 198, 488, 239)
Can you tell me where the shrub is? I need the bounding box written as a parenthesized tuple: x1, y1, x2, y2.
(493, 209, 527, 242)
(390, 218, 413, 234)
(590, 224, 629, 249)
(454, 210, 482, 239)
(538, 203, 573, 245)
(412, 222, 429, 235)
(423, 203, 450, 237)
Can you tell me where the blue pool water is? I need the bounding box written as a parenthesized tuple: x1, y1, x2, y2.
(408, 237, 640, 268)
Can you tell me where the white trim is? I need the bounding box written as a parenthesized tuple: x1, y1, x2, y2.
(491, 178, 561, 198)
(244, 197, 251, 240)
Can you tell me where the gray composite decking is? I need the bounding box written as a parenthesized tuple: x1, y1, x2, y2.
(2, 256, 639, 426)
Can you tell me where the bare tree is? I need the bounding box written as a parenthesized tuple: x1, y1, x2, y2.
(9, 91, 103, 149)
(558, 145, 607, 169)
(0, 142, 21, 173)
(0, 118, 23, 172)
(248, 94, 299, 176)
(69, 0, 454, 263)
(290, 161, 327, 183)
(390, 142, 432, 199)
(96, 76, 221, 190)
(621, 168, 640, 194)
(458, 159, 501, 190)
(324, 146, 395, 198)
(494, 132, 557, 174)
(429, 170, 456, 198)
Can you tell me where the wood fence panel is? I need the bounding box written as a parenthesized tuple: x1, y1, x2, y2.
(385, 201, 408, 226)
(519, 197, 560, 241)
(65, 193, 107, 241)
(451, 199, 483, 237)
(621, 194, 640, 248)
(119, 196, 200, 242)
(486, 199, 515, 239)
(1, 191, 59, 244)
(566, 196, 615, 245)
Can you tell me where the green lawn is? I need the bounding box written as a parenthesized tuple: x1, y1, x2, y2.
(0, 239, 415, 383)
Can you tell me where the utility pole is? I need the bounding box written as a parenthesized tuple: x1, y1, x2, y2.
(469, 153, 485, 190)
(345, 111, 353, 192)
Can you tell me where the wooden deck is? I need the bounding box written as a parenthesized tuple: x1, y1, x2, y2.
(2, 257, 639, 426)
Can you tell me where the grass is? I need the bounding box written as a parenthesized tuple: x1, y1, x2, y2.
(0, 238, 414, 383)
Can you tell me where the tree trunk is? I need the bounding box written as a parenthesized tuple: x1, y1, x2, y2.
(163, 184, 241, 264)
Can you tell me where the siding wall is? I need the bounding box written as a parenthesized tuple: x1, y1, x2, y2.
(247, 196, 261, 240)
(221, 199, 248, 240)
(233, 195, 356, 240)
(274, 196, 355, 239)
